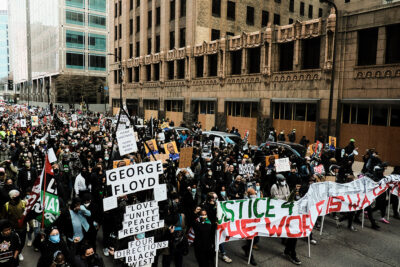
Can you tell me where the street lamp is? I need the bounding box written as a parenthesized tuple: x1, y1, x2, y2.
(320, 0, 338, 142)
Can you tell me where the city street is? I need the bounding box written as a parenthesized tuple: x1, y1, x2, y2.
(20, 211, 400, 267)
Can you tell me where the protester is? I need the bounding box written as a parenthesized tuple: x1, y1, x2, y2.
(0, 219, 21, 267)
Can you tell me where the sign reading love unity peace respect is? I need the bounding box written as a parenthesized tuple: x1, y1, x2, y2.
(216, 175, 400, 247)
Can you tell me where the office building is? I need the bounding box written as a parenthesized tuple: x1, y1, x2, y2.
(0, 9, 11, 99)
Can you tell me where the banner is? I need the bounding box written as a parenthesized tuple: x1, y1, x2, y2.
(216, 175, 400, 247)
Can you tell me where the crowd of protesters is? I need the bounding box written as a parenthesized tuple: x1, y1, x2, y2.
(0, 103, 398, 267)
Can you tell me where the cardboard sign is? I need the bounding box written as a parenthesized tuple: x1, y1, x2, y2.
(20, 119, 26, 128)
(179, 147, 193, 168)
(214, 137, 221, 147)
(163, 141, 179, 160)
(90, 126, 100, 132)
(265, 154, 279, 166)
(239, 164, 255, 175)
(275, 157, 291, 173)
(106, 161, 163, 197)
(151, 154, 169, 164)
(116, 128, 138, 156)
(31, 116, 39, 126)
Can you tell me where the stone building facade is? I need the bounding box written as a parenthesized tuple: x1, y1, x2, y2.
(109, 0, 400, 165)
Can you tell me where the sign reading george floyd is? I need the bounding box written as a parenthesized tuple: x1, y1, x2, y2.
(106, 161, 163, 197)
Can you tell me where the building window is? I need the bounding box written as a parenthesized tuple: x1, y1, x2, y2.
(114, 26, 118, 40)
(156, 7, 161, 25)
(118, 47, 122, 60)
(289, 18, 294, 24)
(146, 65, 151, 81)
(166, 100, 183, 112)
(341, 104, 392, 126)
(168, 61, 174, 79)
(148, 11, 152, 28)
(308, 5, 313, 18)
(386, 24, 400, 64)
(357, 28, 378, 66)
(89, 0, 106, 12)
(230, 50, 242, 75)
(136, 41, 140, 56)
(177, 59, 185, 79)
(144, 100, 158, 110)
(66, 0, 84, 8)
(273, 103, 316, 122)
(114, 3, 117, 17)
(195, 56, 204, 78)
(156, 35, 160, 53)
(154, 63, 160, 80)
(119, 0, 122, 15)
(170, 31, 175, 50)
(226, 32, 235, 37)
(227, 1, 235, 20)
(127, 68, 133, 82)
(89, 14, 106, 29)
(345, 0, 350, 3)
(66, 30, 84, 49)
(66, 10, 84, 25)
(130, 0, 133, 10)
(212, 0, 221, 17)
(89, 54, 106, 71)
(119, 24, 122, 39)
(114, 70, 118, 84)
(300, 2, 305, 16)
(170, 0, 175, 21)
(137, 0, 140, 7)
(390, 107, 400, 127)
(136, 16, 140, 33)
(130, 19, 133, 35)
(279, 42, 294, 71)
(262, 11, 269, 27)
(246, 6, 254, 25)
(289, 0, 294, 12)
(211, 29, 220, 41)
(318, 8, 323, 18)
(208, 54, 218, 77)
(114, 48, 118, 61)
(199, 102, 215, 115)
(66, 52, 84, 69)
(180, 0, 186, 17)
(247, 47, 260, 74)
(129, 44, 133, 58)
(273, 13, 280, 25)
(148, 38, 152, 54)
(134, 67, 140, 82)
(180, 28, 186, 47)
(302, 37, 320, 69)
(225, 102, 258, 118)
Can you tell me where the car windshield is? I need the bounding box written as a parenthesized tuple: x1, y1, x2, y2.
(225, 135, 242, 144)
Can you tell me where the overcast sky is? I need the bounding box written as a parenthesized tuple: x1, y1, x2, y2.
(0, 0, 7, 11)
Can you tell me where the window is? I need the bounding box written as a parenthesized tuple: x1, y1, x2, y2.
(89, 54, 106, 71)
(66, 10, 84, 25)
(196, 56, 204, 78)
(289, 0, 294, 12)
(180, 0, 186, 17)
(357, 28, 378, 66)
(300, 2, 305, 16)
(144, 100, 158, 110)
(127, 68, 133, 82)
(227, 1, 235, 20)
(246, 6, 254, 25)
(148, 11, 152, 28)
(66, 0, 84, 8)
(308, 5, 313, 18)
(114, 3, 118, 17)
(273, 14, 280, 25)
(136, 41, 140, 56)
(89, 15, 106, 29)
(226, 32, 235, 37)
(170, 0, 175, 21)
(66, 30, 84, 49)
(211, 29, 220, 41)
(247, 47, 260, 74)
(225, 102, 258, 118)
(156, 7, 161, 25)
(114, 26, 118, 40)
(89, 0, 106, 12)
(302, 37, 320, 69)
(295, 104, 306, 121)
(199, 102, 215, 114)
(136, 16, 140, 33)
(230, 50, 242, 75)
(212, 0, 221, 17)
(386, 24, 400, 64)
(118, 47, 122, 60)
(130, 19, 133, 35)
(148, 38, 152, 54)
(134, 67, 140, 82)
(66, 52, 84, 69)
(114, 70, 118, 84)
(114, 48, 118, 61)
(345, 0, 350, 3)
(275, 0, 281, 3)
(130, 0, 133, 10)
(371, 106, 388, 126)
(156, 35, 160, 53)
(342, 104, 350, 124)
(129, 44, 133, 58)
(177, 59, 185, 79)
(208, 54, 218, 76)
(137, 0, 140, 7)
(119, 0, 122, 15)
(180, 28, 186, 47)
(154, 63, 160, 80)
(390, 107, 400, 127)
(279, 42, 294, 71)
(146, 65, 151, 81)
(262, 11, 269, 27)
(119, 24, 122, 39)
(273, 103, 316, 121)
(289, 18, 294, 24)
(170, 31, 175, 50)
(318, 8, 323, 18)
(166, 100, 183, 112)
(168, 61, 174, 79)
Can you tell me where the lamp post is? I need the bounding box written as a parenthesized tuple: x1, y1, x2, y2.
(320, 0, 338, 142)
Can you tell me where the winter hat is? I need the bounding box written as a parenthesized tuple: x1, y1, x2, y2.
(9, 189, 20, 199)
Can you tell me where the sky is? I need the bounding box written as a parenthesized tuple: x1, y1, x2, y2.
(0, 0, 7, 11)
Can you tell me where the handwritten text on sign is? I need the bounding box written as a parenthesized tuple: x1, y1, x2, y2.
(116, 128, 138, 156)
(239, 164, 254, 175)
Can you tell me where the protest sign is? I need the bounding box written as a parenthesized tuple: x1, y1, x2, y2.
(329, 136, 336, 148)
(275, 157, 291, 172)
(313, 164, 325, 175)
(106, 161, 163, 197)
(116, 128, 138, 156)
(152, 154, 169, 164)
(214, 137, 221, 148)
(103, 196, 118, 211)
(48, 148, 57, 164)
(179, 147, 193, 168)
(71, 114, 78, 122)
(239, 164, 255, 175)
(31, 116, 39, 126)
(215, 175, 400, 247)
(113, 159, 132, 169)
(20, 119, 26, 127)
(90, 126, 100, 132)
(154, 184, 167, 201)
(265, 154, 279, 166)
(164, 141, 179, 160)
(145, 139, 159, 157)
(114, 237, 168, 266)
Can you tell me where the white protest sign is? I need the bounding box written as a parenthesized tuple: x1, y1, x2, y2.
(118, 220, 164, 239)
(20, 119, 26, 127)
(117, 122, 127, 131)
(48, 148, 57, 163)
(71, 114, 78, 122)
(106, 161, 163, 197)
(116, 128, 138, 156)
(158, 132, 165, 141)
(275, 157, 291, 173)
(103, 196, 118, 211)
(239, 164, 254, 175)
(214, 137, 221, 147)
(154, 184, 167, 201)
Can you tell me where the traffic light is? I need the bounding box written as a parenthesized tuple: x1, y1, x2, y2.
(98, 85, 104, 93)
(7, 80, 13, 90)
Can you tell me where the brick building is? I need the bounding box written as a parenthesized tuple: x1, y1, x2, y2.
(109, 0, 400, 165)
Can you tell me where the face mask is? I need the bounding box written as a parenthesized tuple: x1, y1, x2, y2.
(53, 169, 59, 175)
(86, 255, 95, 264)
(84, 203, 90, 208)
(191, 188, 196, 194)
(250, 195, 256, 199)
(256, 186, 260, 191)
(136, 233, 145, 240)
(49, 234, 60, 243)
(105, 157, 109, 161)
(279, 180, 287, 186)
(221, 191, 226, 197)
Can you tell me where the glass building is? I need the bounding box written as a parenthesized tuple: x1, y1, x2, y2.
(9, 0, 108, 105)
(0, 10, 9, 92)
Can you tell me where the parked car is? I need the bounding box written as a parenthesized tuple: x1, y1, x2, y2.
(202, 131, 243, 147)
(253, 141, 307, 165)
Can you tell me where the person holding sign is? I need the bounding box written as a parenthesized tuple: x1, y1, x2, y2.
(164, 142, 180, 161)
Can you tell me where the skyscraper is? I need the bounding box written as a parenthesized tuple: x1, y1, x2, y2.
(0, 9, 9, 95)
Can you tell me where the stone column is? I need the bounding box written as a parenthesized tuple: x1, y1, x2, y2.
(151, 0, 156, 54)
(376, 26, 386, 65)
(203, 54, 208, 77)
(160, 0, 169, 52)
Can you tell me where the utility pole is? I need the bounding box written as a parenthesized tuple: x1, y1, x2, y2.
(25, 0, 32, 107)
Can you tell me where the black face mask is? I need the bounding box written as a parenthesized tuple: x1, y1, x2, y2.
(86, 255, 96, 264)
(53, 169, 59, 175)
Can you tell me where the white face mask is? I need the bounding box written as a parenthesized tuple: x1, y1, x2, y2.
(84, 203, 90, 207)
(250, 195, 256, 199)
(279, 180, 287, 186)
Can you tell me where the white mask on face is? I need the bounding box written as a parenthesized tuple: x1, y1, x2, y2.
(250, 194, 256, 199)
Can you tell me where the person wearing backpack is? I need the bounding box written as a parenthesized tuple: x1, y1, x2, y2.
(1, 190, 27, 262)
